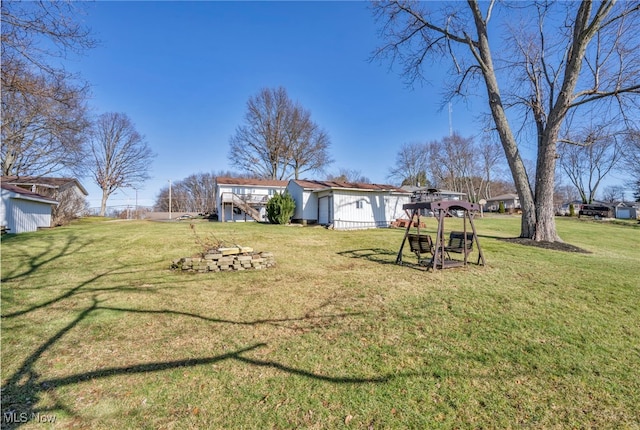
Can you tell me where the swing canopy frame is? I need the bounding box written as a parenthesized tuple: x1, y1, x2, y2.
(395, 200, 486, 270)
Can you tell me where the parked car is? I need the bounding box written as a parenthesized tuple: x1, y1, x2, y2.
(578, 205, 613, 219)
(177, 214, 192, 220)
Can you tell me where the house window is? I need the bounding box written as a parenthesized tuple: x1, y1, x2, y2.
(356, 200, 364, 209)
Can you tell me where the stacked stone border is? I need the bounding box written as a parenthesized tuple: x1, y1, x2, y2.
(171, 246, 275, 273)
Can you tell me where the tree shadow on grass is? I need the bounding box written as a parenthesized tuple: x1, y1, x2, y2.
(1, 258, 173, 319)
(337, 248, 398, 266)
(1, 290, 397, 429)
(0, 234, 94, 283)
(337, 248, 429, 271)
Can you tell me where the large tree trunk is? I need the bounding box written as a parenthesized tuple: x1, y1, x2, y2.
(99, 190, 109, 217)
(470, 2, 538, 239)
(533, 133, 562, 242)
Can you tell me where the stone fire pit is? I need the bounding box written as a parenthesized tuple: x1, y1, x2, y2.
(171, 246, 275, 273)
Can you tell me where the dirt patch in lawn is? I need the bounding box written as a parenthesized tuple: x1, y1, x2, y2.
(500, 238, 591, 254)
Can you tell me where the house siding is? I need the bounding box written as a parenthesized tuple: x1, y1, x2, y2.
(1, 191, 53, 233)
(286, 181, 318, 223)
(484, 194, 520, 212)
(332, 191, 410, 230)
(385, 194, 410, 222)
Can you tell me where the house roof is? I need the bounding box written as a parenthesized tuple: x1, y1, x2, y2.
(216, 177, 288, 187)
(292, 179, 410, 194)
(1, 176, 88, 196)
(485, 193, 519, 202)
(1, 183, 59, 205)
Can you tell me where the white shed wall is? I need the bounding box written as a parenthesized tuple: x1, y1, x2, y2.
(385, 194, 411, 221)
(332, 191, 394, 230)
(1, 192, 53, 233)
(286, 183, 319, 223)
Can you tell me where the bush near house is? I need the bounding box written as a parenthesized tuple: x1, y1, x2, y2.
(266, 191, 295, 224)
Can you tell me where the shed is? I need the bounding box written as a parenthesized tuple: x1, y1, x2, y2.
(1, 183, 59, 233)
(286, 179, 411, 230)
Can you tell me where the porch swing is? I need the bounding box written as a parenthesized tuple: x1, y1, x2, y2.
(395, 200, 486, 270)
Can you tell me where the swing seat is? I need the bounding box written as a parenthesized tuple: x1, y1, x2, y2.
(445, 231, 474, 257)
(407, 233, 434, 257)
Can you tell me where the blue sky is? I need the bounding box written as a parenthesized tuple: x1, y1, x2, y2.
(71, 1, 487, 208)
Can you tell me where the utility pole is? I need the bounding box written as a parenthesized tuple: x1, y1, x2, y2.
(168, 179, 172, 220)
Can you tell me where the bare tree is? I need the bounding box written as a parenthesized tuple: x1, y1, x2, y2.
(1, 1, 94, 177)
(286, 107, 333, 179)
(1, 1, 95, 77)
(601, 185, 625, 202)
(327, 168, 371, 184)
(229, 87, 332, 180)
(155, 173, 217, 213)
(479, 137, 505, 199)
(421, 132, 505, 201)
(154, 171, 248, 213)
(622, 129, 640, 181)
(89, 113, 155, 216)
(372, 1, 640, 241)
(1, 63, 90, 176)
(387, 142, 429, 186)
(558, 128, 622, 204)
(50, 187, 88, 226)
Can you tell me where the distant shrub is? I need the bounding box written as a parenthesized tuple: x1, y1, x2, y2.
(569, 203, 575, 217)
(266, 192, 295, 224)
(498, 201, 505, 214)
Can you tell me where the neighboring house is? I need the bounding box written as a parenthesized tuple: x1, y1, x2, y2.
(613, 201, 640, 220)
(484, 193, 521, 212)
(215, 177, 288, 222)
(1, 176, 88, 201)
(1, 183, 59, 233)
(1, 176, 88, 223)
(557, 200, 584, 216)
(286, 179, 411, 230)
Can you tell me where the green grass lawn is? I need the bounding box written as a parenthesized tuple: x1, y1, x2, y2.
(1, 216, 639, 429)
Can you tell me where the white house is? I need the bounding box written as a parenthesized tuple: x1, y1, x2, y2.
(286, 179, 411, 230)
(1, 183, 59, 233)
(215, 177, 288, 222)
(484, 193, 521, 213)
